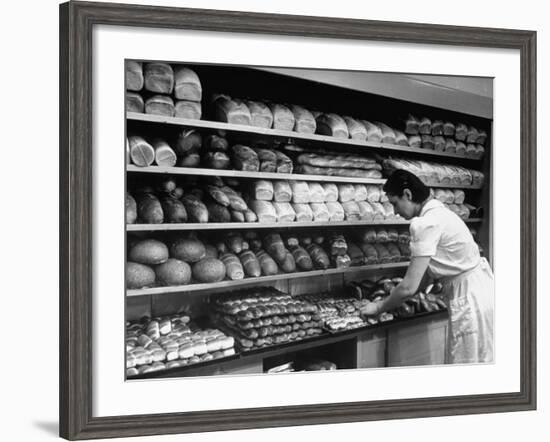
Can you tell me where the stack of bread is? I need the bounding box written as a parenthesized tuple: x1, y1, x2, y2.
(430, 188, 481, 219)
(211, 287, 324, 351)
(126, 314, 235, 377)
(382, 157, 485, 187)
(126, 61, 203, 120)
(403, 115, 487, 159)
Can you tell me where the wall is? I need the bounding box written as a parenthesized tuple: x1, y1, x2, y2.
(0, 0, 546, 441)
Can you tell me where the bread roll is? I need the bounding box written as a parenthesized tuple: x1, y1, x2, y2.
(239, 250, 261, 277)
(232, 145, 259, 171)
(343, 116, 367, 140)
(254, 180, 274, 201)
(174, 100, 202, 120)
(145, 95, 174, 116)
(220, 253, 245, 280)
(455, 123, 468, 141)
(275, 150, 293, 174)
(249, 200, 277, 223)
(174, 66, 201, 101)
(419, 117, 432, 135)
(361, 120, 383, 142)
(290, 181, 310, 203)
(246, 101, 274, 128)
(404, 115, 420, 135)
(325, 201, 345, 222)
(353, 184, 368, 202)
(214, 97, 252, 125)
(268, 103, 294, 131)
(357, 201, 375, 221)
(342, 201, 361, 220)
(128, 136, 155, 167)
(377, 123, 397, 144)
(126, 92, 144, 113)
(445, 138, 457, 153)
(126, 61, 143, 91)
(273, 181, 292, 202)
(308, 183, 326, 203)
(144, 63, 174, 94)
(291, 105, 316, 134)
(310, 202, 329, 222)
(316, 113, 349, 138)
(292, 203, 313, 222)
(433, 136, 446, 152)
(443, 121, 456, 137)
(152, 139, 177, 167)
(407, 135, 422, 149)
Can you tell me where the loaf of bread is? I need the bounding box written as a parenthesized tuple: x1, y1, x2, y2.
(254, 148, 277, 172)
(431, 120, 444, 136)
(174, 100, 202, 120)
(456, 141, 467, 156)
(476, 129, 488, 145)
(357, 201, 374, 221)
(360, 243, 378, 264)
(273, 181, 292, 202)
(432, 135, 445, 152)
(192, 258, 226, 283)
(145, 95, 174, 116)
(267, 103, 294, 131)
(443, 121, 456, 137)
(126, 92, 144, 113)
(129, 239, 169, 265)
(279, 251, 296, 273)
(246, 101, 273, 128)
(455, 123, 468, 141)
(308, 183, 326, 203)
(291, 105, 316, 134)
(290, 181, 310, 203)
(155, 258, 192, 286)
(174, 66, 201, 101)
(255, 249, 279, 275)
(239, 250, 261, 277)
(254, 180, 274, 201)
(181, 194, 209, 223)
(310, 202, 329, 222)
(342, 201, 361, 220)
(292, 203, 313, 222)
(204, 151, 230, 169)
(296, 164, 383, 178)
(214, 96, 252, 125)
(445, 138, 457, 153)
(393, 130, 408, 146)
(291, 246, 313, 271)
(126, 193, 137, 224)
(136, 193, 163, 223)
(319, 183, 337, 202)
(128, 136, 155, 167)
(161, 196, 187, 223)
(343, 116, 367, 140)
(170, 237, 206, 263)
(377, 123, 397, 144)
(126, 61, 143, 91)
(264, 233, 286, 262)
(404, 115, 420, 135)
(407, 135, 422, 149)
(386, 243, 402, 262)
(232, 144, 259, 171)
(273, 202, 296, 222)
(333, 254, 351, 268)
(220, 253, 245, 280)
(127, 262, 156, 289)
(144, 63, 174, 94)
(421, 134, 434, 150)
(329, 234, 347, 256)
(306, 244, 330, 269)
(275, 150, 293, 174)
(376, 228, 389, 242)
(337, 184, 355, 203)
(326, 201, 345, 222)
(249, 200, 277, 223)
(152, 139, 177, 167)
(175, 129, 201, 155)
(382, 202, 396, 219)
(206, 201, 231, 222)
(419, 117, 432, 135)
(243, 209, 258, 223)
(370, 202, 386, 221)
(316, 113, 349, 138)
(205, 134, 229, 152)
(297, 153, 379, 170)
(474, 144, 485, 158)
(453, 189, 466, 205)
(365, 185, 381, 203)
(465, 143, 477, 158)
(177, 151, 200, 167)
(466, 126, 480, 144)
(353, 184, 368, 202)
(205, 186, 229, 207)
(373, 243, 391, 263)
(358, 120, 382, 142)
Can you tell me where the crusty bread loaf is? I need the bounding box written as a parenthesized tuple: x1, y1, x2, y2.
(127, 262, 156, 289)
(174, 100, 202, 120)
(316, 113, 349, 138)
(297, 153, 379, 170)
(170, 236, 206, 263)
(290, 105, 316, 134)
(246, 101, 274, 128)
(144, 63, 174, 94)
(254, 148, 277, 172)
(268, 103, 295, 131)
(155, 259, 192, 286)
(126, 61, 143, 91)
(232, 144, 259, 171)
(275, 150, 293, 174)
(145, 95, 174, 116)
(126, 92, 144, 113)
(343, 116, 367, 141)
(361, 120, 383, 142)
(129, 239, 169, 265)
(220, 253, 245, 280)
(128, 136, 155, 167)
(174, 66, 202, 101)
(152, 139, 177, 167)
(292, 203, 313, 222)
(160, 196, 187, 223)
(192, 258, 226, 283)
(181, 194, 209, 223)
(135, 192, 164, 223)
(214, 96, 252, 125)
(175, 129, 202, 155)
(407, 135, 422, 148)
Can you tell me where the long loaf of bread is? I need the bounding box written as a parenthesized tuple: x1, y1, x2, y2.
(297, 164, 383, 178)
(297, 153, 379, 170)
(220, 253, 245, 280)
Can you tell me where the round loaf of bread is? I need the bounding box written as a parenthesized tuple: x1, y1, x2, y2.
(126, 262, 155, 289)
(129, 239, 169, 265)
(170, 237, 206, 263)
(192, 258, 226, 283)
(155, 258, 192, 286)
(126, 367, 139, 377)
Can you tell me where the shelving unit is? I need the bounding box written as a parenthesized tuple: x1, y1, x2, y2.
(125, 62, 492, 378)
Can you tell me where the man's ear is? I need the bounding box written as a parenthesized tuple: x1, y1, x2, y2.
(403, 188, 413, 201)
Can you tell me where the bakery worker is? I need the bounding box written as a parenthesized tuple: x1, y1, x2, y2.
(361, 169, 494, 364)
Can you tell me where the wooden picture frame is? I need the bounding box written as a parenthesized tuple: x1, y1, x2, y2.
(59, 1, 537, 439)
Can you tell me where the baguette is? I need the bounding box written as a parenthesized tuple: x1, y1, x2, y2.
(126, 61, 143, 91)
(126, 92, 144, 113)
(174, 66, 202, 101)
(297, 153, 379, 170)
(145, 95, 174, 116)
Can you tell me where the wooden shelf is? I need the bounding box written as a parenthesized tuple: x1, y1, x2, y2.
(127, 218, 483, 232)
(126, 165, 483, 190)
(127, 112, 482, 162)
(126, 262, 409, 297)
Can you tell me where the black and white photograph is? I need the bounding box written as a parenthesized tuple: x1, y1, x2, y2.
(124, 61, 494, 379)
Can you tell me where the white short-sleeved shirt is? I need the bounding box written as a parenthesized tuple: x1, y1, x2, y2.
(409, 199, 480, 278)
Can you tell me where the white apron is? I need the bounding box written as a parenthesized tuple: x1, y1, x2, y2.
(409, 199, 494, 364)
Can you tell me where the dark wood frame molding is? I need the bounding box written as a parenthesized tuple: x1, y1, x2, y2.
(59, 1, 536, 439)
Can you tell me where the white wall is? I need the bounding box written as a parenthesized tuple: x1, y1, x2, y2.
(0, 0, 546, 441)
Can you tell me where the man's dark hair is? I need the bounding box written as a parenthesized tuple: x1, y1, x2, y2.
(383, 169, 430, 203)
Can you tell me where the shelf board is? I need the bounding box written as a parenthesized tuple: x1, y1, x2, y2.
(127, 112, 482, 161)
(126, 165, 483, 190)
(127, 218, 482, 232)
(126, 262, 409, 297)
